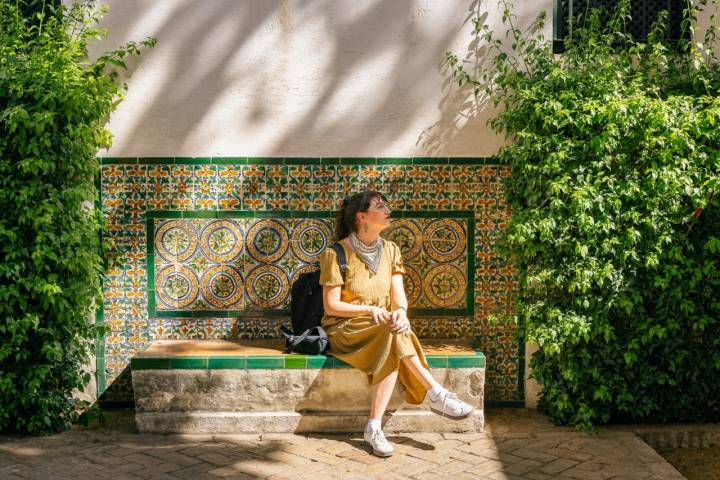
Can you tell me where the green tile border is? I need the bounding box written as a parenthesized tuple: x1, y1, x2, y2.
(284, 355, 307, 368)
(448, 356, 485, 368)
(426, 356, 448, 368)
(412, 157, 448, 164)
(247, 356, 284, 369)
(209, 357, 247, 369)
(307, 356, 332, 368)
(212, 157, 248, 165)
(517, 334, 526, 400)
(377, 158, 413, 165)
(98, 157, 500, 165)
(169, 357, 207, 369)
(130, 357, 171, 370)
(95, 170, 105, 399)
(95, 304, 106, 396)
(332, 358, 352, 368)
(130, 352, 485, 370)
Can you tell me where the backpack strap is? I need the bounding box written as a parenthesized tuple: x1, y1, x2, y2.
(287, 327, 313, 349)
(280, 325, 312, 353)
(331, 242, 347, 283)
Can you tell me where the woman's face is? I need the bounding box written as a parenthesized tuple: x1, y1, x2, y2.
(358, 197, 392, 232)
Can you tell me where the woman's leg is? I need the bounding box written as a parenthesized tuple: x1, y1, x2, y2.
(369, 368, 399, 420)
(400, 354, 441, 391)
(401, 354, 473, 418)
(366, 370, 398, 457)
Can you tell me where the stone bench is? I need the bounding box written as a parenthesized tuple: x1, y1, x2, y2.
(130, 338, 485, 434)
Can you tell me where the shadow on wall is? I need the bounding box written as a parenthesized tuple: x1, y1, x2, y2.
(419, 0, 548, 155)
(419, 0, 497, 156)
(86, 0, 555, 157)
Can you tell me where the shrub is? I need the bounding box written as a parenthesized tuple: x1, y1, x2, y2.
(450, 0, 720, 428)
(0, 0, 153, 433)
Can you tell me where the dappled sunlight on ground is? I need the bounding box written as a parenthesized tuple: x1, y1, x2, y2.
(0, 409, 685, 479)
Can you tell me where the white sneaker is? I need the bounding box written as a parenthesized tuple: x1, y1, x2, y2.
(363, 426, 394, 457)
(428, 389, 473, 420)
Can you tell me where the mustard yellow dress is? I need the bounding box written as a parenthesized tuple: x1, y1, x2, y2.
(318, 238, 430, 404)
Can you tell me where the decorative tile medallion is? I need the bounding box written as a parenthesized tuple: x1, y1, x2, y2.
(99, 158, 521, 404)
(149, 215, 472, 316)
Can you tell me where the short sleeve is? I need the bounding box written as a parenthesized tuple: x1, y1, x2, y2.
(319, 247, 344, 286)
(390, 241, 406, 275)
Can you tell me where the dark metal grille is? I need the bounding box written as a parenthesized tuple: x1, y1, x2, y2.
(19, 0, 61, 20)
(554, 0, 688, 53)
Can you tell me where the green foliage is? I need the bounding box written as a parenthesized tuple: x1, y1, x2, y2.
(450, 0, 720, 428)
(0, 0, 153, 433)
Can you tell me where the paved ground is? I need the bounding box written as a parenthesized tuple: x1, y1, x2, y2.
(659, 447, 720, 480)
(0, 409, 684, 480)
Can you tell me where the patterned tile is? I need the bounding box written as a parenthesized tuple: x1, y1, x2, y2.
(287, 165, 312, 210)
(99, 159, 520, 405)
(148, 216, 470, 315)
(242, 165, 267, 210)
(266, 165, 288, 209)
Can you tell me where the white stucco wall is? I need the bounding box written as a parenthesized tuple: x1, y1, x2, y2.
(696, 1, 720, 47)
(82, 0, 553, 157)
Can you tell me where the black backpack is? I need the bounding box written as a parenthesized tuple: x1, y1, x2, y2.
(279, 326, 329, 356)
(283, 243, 346, 354)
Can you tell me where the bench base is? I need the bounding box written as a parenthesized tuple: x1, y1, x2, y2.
(135, 409, 484, 434)
(131, 339, 485, 434)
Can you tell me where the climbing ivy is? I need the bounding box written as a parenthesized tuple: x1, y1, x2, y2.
(0, 0, 154, 433)
(450, 0, 720, 428)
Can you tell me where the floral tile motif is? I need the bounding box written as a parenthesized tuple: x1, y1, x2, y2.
(99, 159, 520, 404)
(266, 165, 288, 209)
(311, 165, 339, 210)
(241, 165, 266, 210)
(217, 166, 243, 210)
(286, 166, 312, 210)
(337, 166, 362, 197)
(150, 216, 471, 314)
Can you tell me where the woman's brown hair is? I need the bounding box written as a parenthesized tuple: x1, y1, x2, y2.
(334, 191, 389, 241)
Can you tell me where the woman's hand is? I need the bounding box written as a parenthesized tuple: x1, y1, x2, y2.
(367, 306, 391, 324)
(390, 308, 411, 334)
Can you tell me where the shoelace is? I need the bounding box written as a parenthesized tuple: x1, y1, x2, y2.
(439, 391, 461, 415)
(371, 429, 389, 446)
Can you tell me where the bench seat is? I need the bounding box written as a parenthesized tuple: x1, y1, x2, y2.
(131, 338, 485, 434)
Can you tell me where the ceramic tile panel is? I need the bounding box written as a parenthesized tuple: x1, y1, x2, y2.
(148, 215, 471, 316)
(98, 157, 521, 405)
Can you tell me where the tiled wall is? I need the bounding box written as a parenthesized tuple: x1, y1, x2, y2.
(98, 157, 522, 404)
(147, 213, 474, 317)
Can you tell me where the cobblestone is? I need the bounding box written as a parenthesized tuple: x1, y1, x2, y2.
(0, 409, 685, 479)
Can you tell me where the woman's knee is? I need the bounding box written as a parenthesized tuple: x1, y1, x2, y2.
(400, 354, 418, 364)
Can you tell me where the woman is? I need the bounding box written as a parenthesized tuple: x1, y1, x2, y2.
(318, 190, 473, 458)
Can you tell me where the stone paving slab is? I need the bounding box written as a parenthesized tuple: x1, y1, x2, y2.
(0, 409, 684, 480)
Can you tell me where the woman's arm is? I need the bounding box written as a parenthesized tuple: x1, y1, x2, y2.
(389, 273, 411, 333)
(390, 273, 408, 311)
(323, 285, 390, 324)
